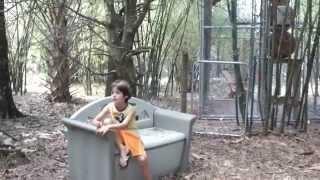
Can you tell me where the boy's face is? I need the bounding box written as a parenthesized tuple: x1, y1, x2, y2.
(111, 87, 128, 105)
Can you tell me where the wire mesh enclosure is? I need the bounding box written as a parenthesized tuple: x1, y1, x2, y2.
(196, 0, 260, 123)
(195, 0, 320, 135)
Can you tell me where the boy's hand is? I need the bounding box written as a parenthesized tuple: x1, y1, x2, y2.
(96, 121, 102, 128)
(89, 119, 102, 128)
(97, 125, 110, 136)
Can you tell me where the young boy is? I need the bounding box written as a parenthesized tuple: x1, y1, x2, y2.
(91, 80, 152, 180)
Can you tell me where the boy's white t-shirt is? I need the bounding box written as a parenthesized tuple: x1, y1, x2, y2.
(105, 102, 137, 129)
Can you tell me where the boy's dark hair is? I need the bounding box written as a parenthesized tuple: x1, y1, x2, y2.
(111, 80, 131, 102)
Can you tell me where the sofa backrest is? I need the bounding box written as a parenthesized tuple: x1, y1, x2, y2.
(70, 97, 157, 129)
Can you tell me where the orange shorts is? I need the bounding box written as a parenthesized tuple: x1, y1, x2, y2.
(117, 130, 146, 157)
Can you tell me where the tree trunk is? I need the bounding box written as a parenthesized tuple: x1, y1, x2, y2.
(103, 0, 152, 96)
(105, 42, 136, 96)
(85, 31, 93, 96)
(46, 0, 71, 102)
(314, 47, 319, 110)
(229, 0, 246, 120)
(181, 51, 189, 113)
(0, 0, 23, 118)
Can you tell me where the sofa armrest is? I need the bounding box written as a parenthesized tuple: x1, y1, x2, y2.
(63, 118, 97, 133)
(154, 108, 196, 171)
(63, 118, 116, 180)
(154, 109, 196, 135)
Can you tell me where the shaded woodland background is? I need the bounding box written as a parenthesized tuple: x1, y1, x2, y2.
(1, 0, 199, 104)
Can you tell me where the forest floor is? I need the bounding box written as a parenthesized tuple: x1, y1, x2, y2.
(1, 91, 320, 180)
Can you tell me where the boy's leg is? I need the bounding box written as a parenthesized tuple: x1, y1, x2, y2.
(136, 154, 152, 180)
(115, 131, 126, 151)
(115, 131, 130, 167)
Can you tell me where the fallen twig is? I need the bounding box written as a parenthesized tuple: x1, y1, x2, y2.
(0, 130, 18, 141)
(193, 131, 243, 137)
(307, 163, 320, 171)
(191, 153, 204, 160)
(298, 150, 314, 156)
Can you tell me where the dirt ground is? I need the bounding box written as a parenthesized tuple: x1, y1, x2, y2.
(1, 92, 320, 180)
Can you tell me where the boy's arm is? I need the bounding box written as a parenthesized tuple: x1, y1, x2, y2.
(97, 108, 135, 135)
(91, 105, 110, 128)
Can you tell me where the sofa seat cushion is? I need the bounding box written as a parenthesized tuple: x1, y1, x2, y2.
(137, 128, 185, 149)
(136, 118, 153, 129)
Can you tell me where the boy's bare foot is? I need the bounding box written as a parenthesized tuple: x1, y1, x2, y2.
(120, 146, 129, 157)
(119, 147, 130, 168)
(119, 154, 130, 168)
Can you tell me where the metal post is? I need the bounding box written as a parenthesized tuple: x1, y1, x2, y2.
(199, 0, 212, 116)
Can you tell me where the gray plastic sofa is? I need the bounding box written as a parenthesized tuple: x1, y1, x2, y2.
(63, 97, 196, 180)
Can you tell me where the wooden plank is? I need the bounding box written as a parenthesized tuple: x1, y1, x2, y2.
(269, 58, 303, 64)
(272, 96, 300, 106)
